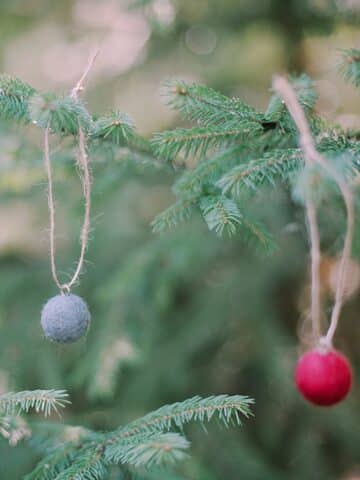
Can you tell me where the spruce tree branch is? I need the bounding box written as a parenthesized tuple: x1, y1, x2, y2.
(338, 48, 360, 87)
(0, 390, 69, 417)
(217, 148, 302, 196)
(152, 123, 262, 161)
(107, 395, 253, 442)
(162, 80, 262, 127)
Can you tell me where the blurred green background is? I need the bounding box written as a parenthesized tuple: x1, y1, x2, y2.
(0, 1, 360, 478)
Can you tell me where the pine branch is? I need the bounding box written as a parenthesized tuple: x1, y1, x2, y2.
(92, 110, 136, 145)
(53, 449, 107, 480)
(0, 74, 35, 122)
(105, 432, 190, 468)
(152, 123, 263, 161)
(151, 197, 197, 233)
(265, 74, 317, 121)
(25, 395, 253, 477)
(161, 79, 263, 127)
(239, 216, 276, 255)
(338, 48, 360, 87)
(29, 93, 92, 135)
(217, 148, 303, 196)
(0, 390, 69, 417)
(173, 146, 247, 194)
(0, 414, 31, 446)
(109, 395, 253, 440)
(23, 443, 78, 480)
(199, 195, 243, 236)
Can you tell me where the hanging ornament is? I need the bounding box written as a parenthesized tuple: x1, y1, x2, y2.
(40, 51, 98, 344)
(41, 294, 91, 343)
(295, 347, 352, 406)
(274, 76, 355, 407)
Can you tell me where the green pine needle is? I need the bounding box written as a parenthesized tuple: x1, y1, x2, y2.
(52, 450, 107, 480)
(92, 110, 136, 145)
(152, 123, 263, 161)
(173, 146, 247, 195)
(111, 395, 253, 440)
(151, 197, 197, 233)
(0, 390, 70, 417)
(29, 94, 92, 135)
(105, 432, 190, 467)
(161, 79, 263, 127)
(265, 74, 317, 121)
(23, 443, 77, 480)
(338, 48, 360, 87)
(217, 149, 303, 196)
(0, 74, 35, 122)
(200, 195, 243, 236)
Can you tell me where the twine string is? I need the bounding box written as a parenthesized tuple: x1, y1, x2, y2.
(273, 75, 355, 348)
(44, 49, 98, 293)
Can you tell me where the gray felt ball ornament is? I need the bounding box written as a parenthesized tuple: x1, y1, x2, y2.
(41, 294, 91, 343)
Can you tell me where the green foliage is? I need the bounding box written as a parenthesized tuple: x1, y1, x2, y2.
(216, 149, 303, 196)
(199, 195, 242, 236)
(151, 197, 196, 233)
(29, 94, 92, 135)
(338, 48, 360, 87)
(105, 432, 190, 468)
(0, 390, 69, 417)
(53, 449, 108, 480)
(161, 80, 263, 127)
(0, 74, 35, 122)
(23, 444, 79, 480)
(150, 70, 360, 260)
(0, 390, 69, 449)
(152, 123, 263, 161)
(111, 395, 252, 438)
(22, 395, 252, 478)
(1, 10, 360, 477)
(265, 74, 318, 122)
(92, 111, 136, 145)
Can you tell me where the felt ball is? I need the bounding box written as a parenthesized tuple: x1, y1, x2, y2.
(41, 294, 90, 343)
(295, 349, 352, 406)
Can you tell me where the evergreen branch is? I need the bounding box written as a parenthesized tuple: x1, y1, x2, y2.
(110, 395, 253, 440)
(0, 414, 31, 446)
(152, 123, 262, 161)
(0, 74, 35, 122)
(151, 197, 197, 233)
(338, 48, 360, 87)
(199, 195, 243, 236)
(29, 93, 92, 135)
(161, 79, 263, 127)
(53, 449, 107, 480)
(105, 432, 190, 467)
(26, 395, 253, 477)
(173, 146, 246, 194)
(217, 148, 303, 196)
(0, 390, 69, 417)
(23, 443, 78, 480)
(92, 110, 136, 145)
(265, 74, 317, 121)
(239, 216, 276, 255)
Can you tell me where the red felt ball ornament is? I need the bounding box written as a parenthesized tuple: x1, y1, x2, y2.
(295, 349, 352, 406)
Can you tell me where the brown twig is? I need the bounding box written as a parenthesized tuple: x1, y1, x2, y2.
(273, 75, 355, 348)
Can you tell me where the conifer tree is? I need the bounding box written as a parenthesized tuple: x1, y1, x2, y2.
(0, 5, 360, 474)
(0, 46, 359, 479)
